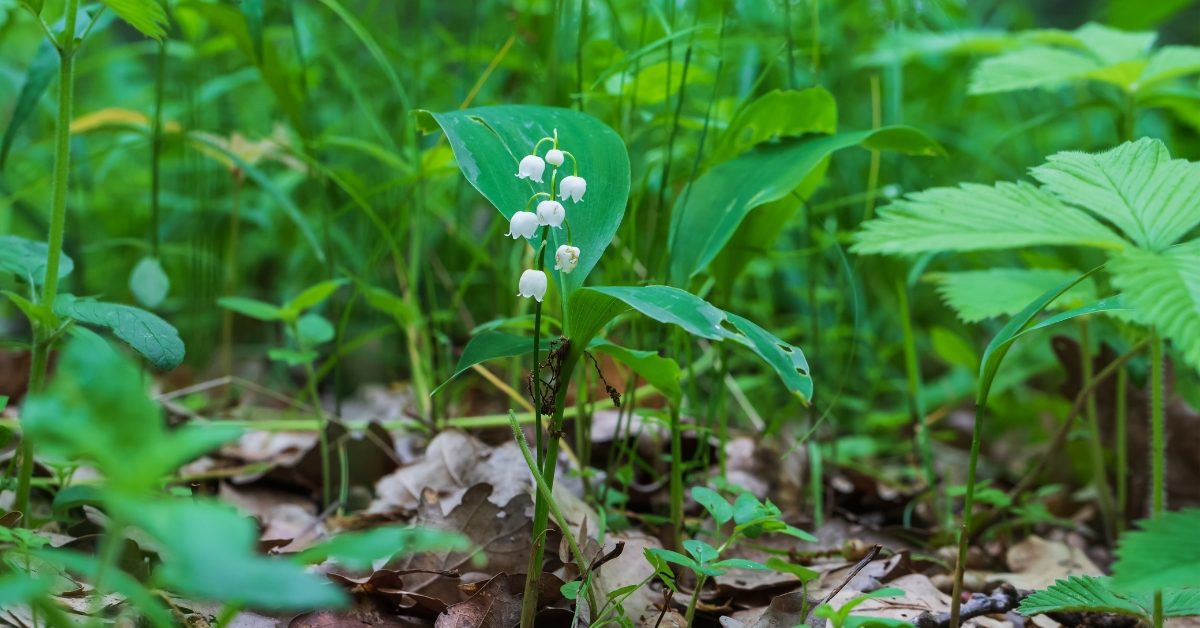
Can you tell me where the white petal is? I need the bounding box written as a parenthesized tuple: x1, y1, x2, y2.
(546, 149, 565, 167)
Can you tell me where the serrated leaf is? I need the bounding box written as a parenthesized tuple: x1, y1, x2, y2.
(854, 181, 1127, 255)
(931, 268, 1098, 323)
(1019, 576, 1147, 617)
(1032, 138, 1200, 250)
(54, 294, 185, 370)
(0, 236, 74, 285)
(1113, 509, 1200, 592)
(1110, 242, 1200, 372)
(129, 256, 170, 308)
(968, 46, 1100, 94)
(101, 0, 168, 39)
(690, 486, 732, 525)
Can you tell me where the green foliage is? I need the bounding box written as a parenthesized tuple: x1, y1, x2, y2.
(1018, 575, 1200, 618)
(591, 341, 683, 404)
(296, 526, 470, 570)
(1113, 509, 1200, 592)
(101, 0, 169, 40)
(129, 256, 170, 308)
(432, 330, 553, 395)
(53, 293, 185, 370)
(931, 268, 1097, 323)
(814, 587, 907, 628)
(0, 236, 74, 285)
(1110, 242, 1200, 370)
(418, 105, 631, 293)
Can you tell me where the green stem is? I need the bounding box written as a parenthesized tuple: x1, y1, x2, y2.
(949, 402, 986, 628)
(1115, 366, 1128, 533)
(150, 39, 166, 257)
(18, 0, 80, 526)
(520, 386, 569, 628)
(302, 353, 333, 509)
(1079, 320, 1115, 545)
(897, 277, 941, 527)
(1149, 330, 1165, 628)
(684, 573, 706, 626)
(669, 403, 683, 549)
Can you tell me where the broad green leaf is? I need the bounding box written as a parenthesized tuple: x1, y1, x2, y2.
(712, 558, 768, 571)
(22, 338, 240, 492)
(285, 279, 347, 316)
(268, 348, 318, 366)
(218, 296, 284, 321)
(591, 341, 682, 405)
(124, 497, 348, 610)
(431, 331, 551, 395)
(54, 294, 185, 370)
(931, 268, 1097, 323)
(1071, 22, 1155, 65)
(707, 87, 837, 163)
(0, 236, 74, 285)
(129, 256, 170, 309)
(857, 29, 1016, 67)
(416, 105, 631, 293)
(1113, 509, 1200, 592)
(1139, 46, 1200, 91)
(560, 580, 582, 600)
(101, 0, 168, 39)
(571, 286, 813, 401)
(1110, 242, 1200, 371)
(0, 41, 56, 170)
(968, 46, 1100, 94)
(854, 181, 1127, 255)
(1032, 138, 1200, 250)
(295, 526, 470, 570)
(690, 486, 732, 525)
(669, 126, 943, 285)
(683, 539, 719, 564)
(295, 313, 335, 346)
(731, 492, 764, 525)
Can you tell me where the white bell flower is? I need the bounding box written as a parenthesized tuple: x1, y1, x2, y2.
(518, 269, 548, 302)
(546, 149, 565, 167)
(505, 211, 539, 239)
(536, 200, 565, 227)
(516, 155, 545, 183)
(554, 245, 580, 274)
(558, 175, 586, 203)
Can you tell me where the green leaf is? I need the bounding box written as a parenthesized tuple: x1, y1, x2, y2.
(54, 294, 185, 370)
(669, 127, 943, 285)
(3, 290, 56, 329)
(285, 279, 347, 316)
(712, 558, 768, 571)
(1113, 509, 1200, 592)
(1110, 242, 1200, 372)
(0, 573, 50, 608)
(707, 87, 837, 163)
(646, 548, 700, 572)
(417, 105, 631, 293)
(359, 283, 420, 325)
(690, 486, 733, 525)
(268, 348, 318, 366)
(732, 492, 764, 525)
(101, 0, 168, 40)
(570, 286, 812, 401)
(1072, 23, 1156, 65)
(682, 539, 719, 564)
(1031, 138, 1200, 250)
(22, 338, 240, 492)
(854, 181, 1127, 255)
(591, 341, 682, 405)
(431, 331, 551, 395)
(124, 497, 348, 610)
(765, 557, 819, 583)
(1019, 576, 1148, 617)
(218, 296, 285, 322)
(1139, 46, 1200, 91)
(0, 236, 74, 285)
(560, 579, 582, 600)
(295, 526, 470, 570)
(931, 268, 1098, 323)
(129, 256, 170, 309)
(295, 313, 335, 346)
(0, 41, 56, 170)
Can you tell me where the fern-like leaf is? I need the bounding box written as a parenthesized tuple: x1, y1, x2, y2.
(852, 180, 1126, 255)
(1110, 242, 1200, 371)
(102, 0, 168, 40)
(1113, 509, 1200, 592)
(1032, 138, 1200, 250)
(1018, 576, 1147, 617)
(931, 268, 1097, 323)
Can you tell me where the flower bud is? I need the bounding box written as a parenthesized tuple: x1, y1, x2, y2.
(518, 269, 548, 302)
(505, 211, 539, 239)
(546, 149, 565, 167)
(554, 245, 580, 274)
(536, 200, 566, 228)
(558, 175, 586, 203)
(516, 155, 546, 183)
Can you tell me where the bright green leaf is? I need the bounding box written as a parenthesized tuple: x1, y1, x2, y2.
(0, 236, 74, 285)
(296, 313, 335, 346)
(690, 486, 733, 525)
(708, 87, 838, 163)
(1113, 509, 1200, 592)
(1110, 242, 1200, 372)
(591, 341, 682, 405)
(101, 0, 169, 40)
(931, 268, 1098, 323)
(218, 296, 285, 322)
(295, 526, 470, 570)
(285, 279, 347, 315)
(129, 256, 170, 309)
(432, 331, 553, 395)
(682, 539, 719, 564)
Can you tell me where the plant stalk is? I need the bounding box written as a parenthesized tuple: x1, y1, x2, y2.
(1078, 320, 1115, 545)
(520, 385, 570, 628)
(1150, 331, 1164, 628)
(949, 402, 986, 628)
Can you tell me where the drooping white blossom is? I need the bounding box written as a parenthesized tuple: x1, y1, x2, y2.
(554, 245, 580, 274)
(546, 149, 565, 167)
(516, 155, 546, 183)
(506, 211, 539, 239)
(536, 200, 566, 228)
(518, 269, 548, 302)
(558, 175, 586, 203)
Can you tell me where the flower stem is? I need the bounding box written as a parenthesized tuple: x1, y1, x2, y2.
(949, 401, 986, 628)
(520, 385, 570, 628)
(17, 0, 80, 526)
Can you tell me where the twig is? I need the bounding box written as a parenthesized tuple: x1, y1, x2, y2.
(803, 544, 883, 622)
(914, 583, 1020, 627)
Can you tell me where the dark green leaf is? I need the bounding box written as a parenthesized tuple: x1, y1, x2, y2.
(432, 331, 550, 395)
(54, 294, 185, 370)
(690, 486, 733, 524)
(707, 87, 837, 163)
(591, 341, 682, 405)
